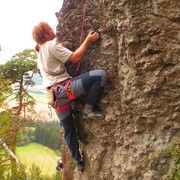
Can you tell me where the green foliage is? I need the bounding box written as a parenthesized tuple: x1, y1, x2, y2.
(16, 125, 36, 147)
(0, 163, 4, 180)
(55, 149, 61, 156)
(29, 163, 42, 180)
(16, 121, 61, 151)
(161, 138, 180, 180)
(1, 48, 38, 111)
(0, 151, 9, 179)
(16, 128, 31, 147)
(147, 138, 180, 179)
(53, 172, 63, 180)
(0, 48, 38, 116)
(0, 49, 39, 180)
(22, 91, 36, 108)
(1, 49, 38, 84)
(34, 121, 61, 151)
(24, 80, 35, 86)
(0, 161, 61, 180)
(0, 74, 12, 107)
(4, 163, 27, 180)
(0, 49, 61, 180)
(29, 163, 61, 180)
(0, 111, 13, 137)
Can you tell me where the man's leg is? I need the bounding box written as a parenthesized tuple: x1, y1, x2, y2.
(71, 69, 107, 116)
(55, 108, 82, 162)
(55, 107, 84, 171)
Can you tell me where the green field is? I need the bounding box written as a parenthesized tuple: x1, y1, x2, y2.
(16, 143, 59, 176)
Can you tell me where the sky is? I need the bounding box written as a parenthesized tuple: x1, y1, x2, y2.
(0, 0, 63, 64)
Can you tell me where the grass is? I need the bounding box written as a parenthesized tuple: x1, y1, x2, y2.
(16, 143, 59, 176)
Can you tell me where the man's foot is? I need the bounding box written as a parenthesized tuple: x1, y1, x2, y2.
(82, 111, 104, 119)
(75, 160, 84, 172)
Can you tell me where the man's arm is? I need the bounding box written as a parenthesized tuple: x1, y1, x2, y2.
(68, 31, 99, 63)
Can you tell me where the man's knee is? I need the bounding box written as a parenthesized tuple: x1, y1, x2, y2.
(89, 69, 107, 86)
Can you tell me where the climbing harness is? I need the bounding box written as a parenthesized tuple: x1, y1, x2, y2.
(64, 79, 76, 100)
(47, 79, 76, 113)
(74, 0, 88, 77)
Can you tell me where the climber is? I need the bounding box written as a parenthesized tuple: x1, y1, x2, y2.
(56, 157, 63, 172)
(32, 22, 107, 171)
(56, 157, 64, 179)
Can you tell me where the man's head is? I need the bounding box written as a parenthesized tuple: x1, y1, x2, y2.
(32, 22, 56, 45)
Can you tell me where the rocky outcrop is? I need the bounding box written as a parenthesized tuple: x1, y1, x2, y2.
(55, 0, 180, 179)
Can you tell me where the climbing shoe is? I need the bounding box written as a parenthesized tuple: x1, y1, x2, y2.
(82, 111, 104, 119)
(75, 160, 84, 172)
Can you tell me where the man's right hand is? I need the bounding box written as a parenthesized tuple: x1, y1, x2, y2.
(68, 31, 100, 63)
(85, 31, 99, 44)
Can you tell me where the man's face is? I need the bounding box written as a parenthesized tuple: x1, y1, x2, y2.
(44, 25, 56, 40)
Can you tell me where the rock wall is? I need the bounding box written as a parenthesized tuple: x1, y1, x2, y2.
(55, 0, 180, 179)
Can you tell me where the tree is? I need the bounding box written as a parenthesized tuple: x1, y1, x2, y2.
(0, 49, 38, 179)
(1, 49, 38, 116)
(0, 74, 12, 107)
(0, 74, 14, 177)
(0, 74, 12, 139)
(33, 121, 61, 151)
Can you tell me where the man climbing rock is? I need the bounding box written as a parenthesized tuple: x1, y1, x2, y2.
(32, 22, 107, 171)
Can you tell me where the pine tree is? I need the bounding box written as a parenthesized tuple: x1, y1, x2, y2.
(0, 49, 38, 179)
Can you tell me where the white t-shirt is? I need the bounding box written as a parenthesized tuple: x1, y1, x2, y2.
(38, 40, 73, 88)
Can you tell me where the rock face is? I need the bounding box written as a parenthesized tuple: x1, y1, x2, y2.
(55, 0, 180, 179)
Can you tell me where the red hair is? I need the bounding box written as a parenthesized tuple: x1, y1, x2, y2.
(32, 22, 51, 52)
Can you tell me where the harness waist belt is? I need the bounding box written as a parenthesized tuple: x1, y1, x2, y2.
(47, 78, 69, 90)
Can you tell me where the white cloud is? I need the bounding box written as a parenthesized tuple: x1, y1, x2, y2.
(0, 0, 62, 64)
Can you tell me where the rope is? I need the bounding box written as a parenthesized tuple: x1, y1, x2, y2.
(79, 0, 88, 45)
(74, 0, 88, 76)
